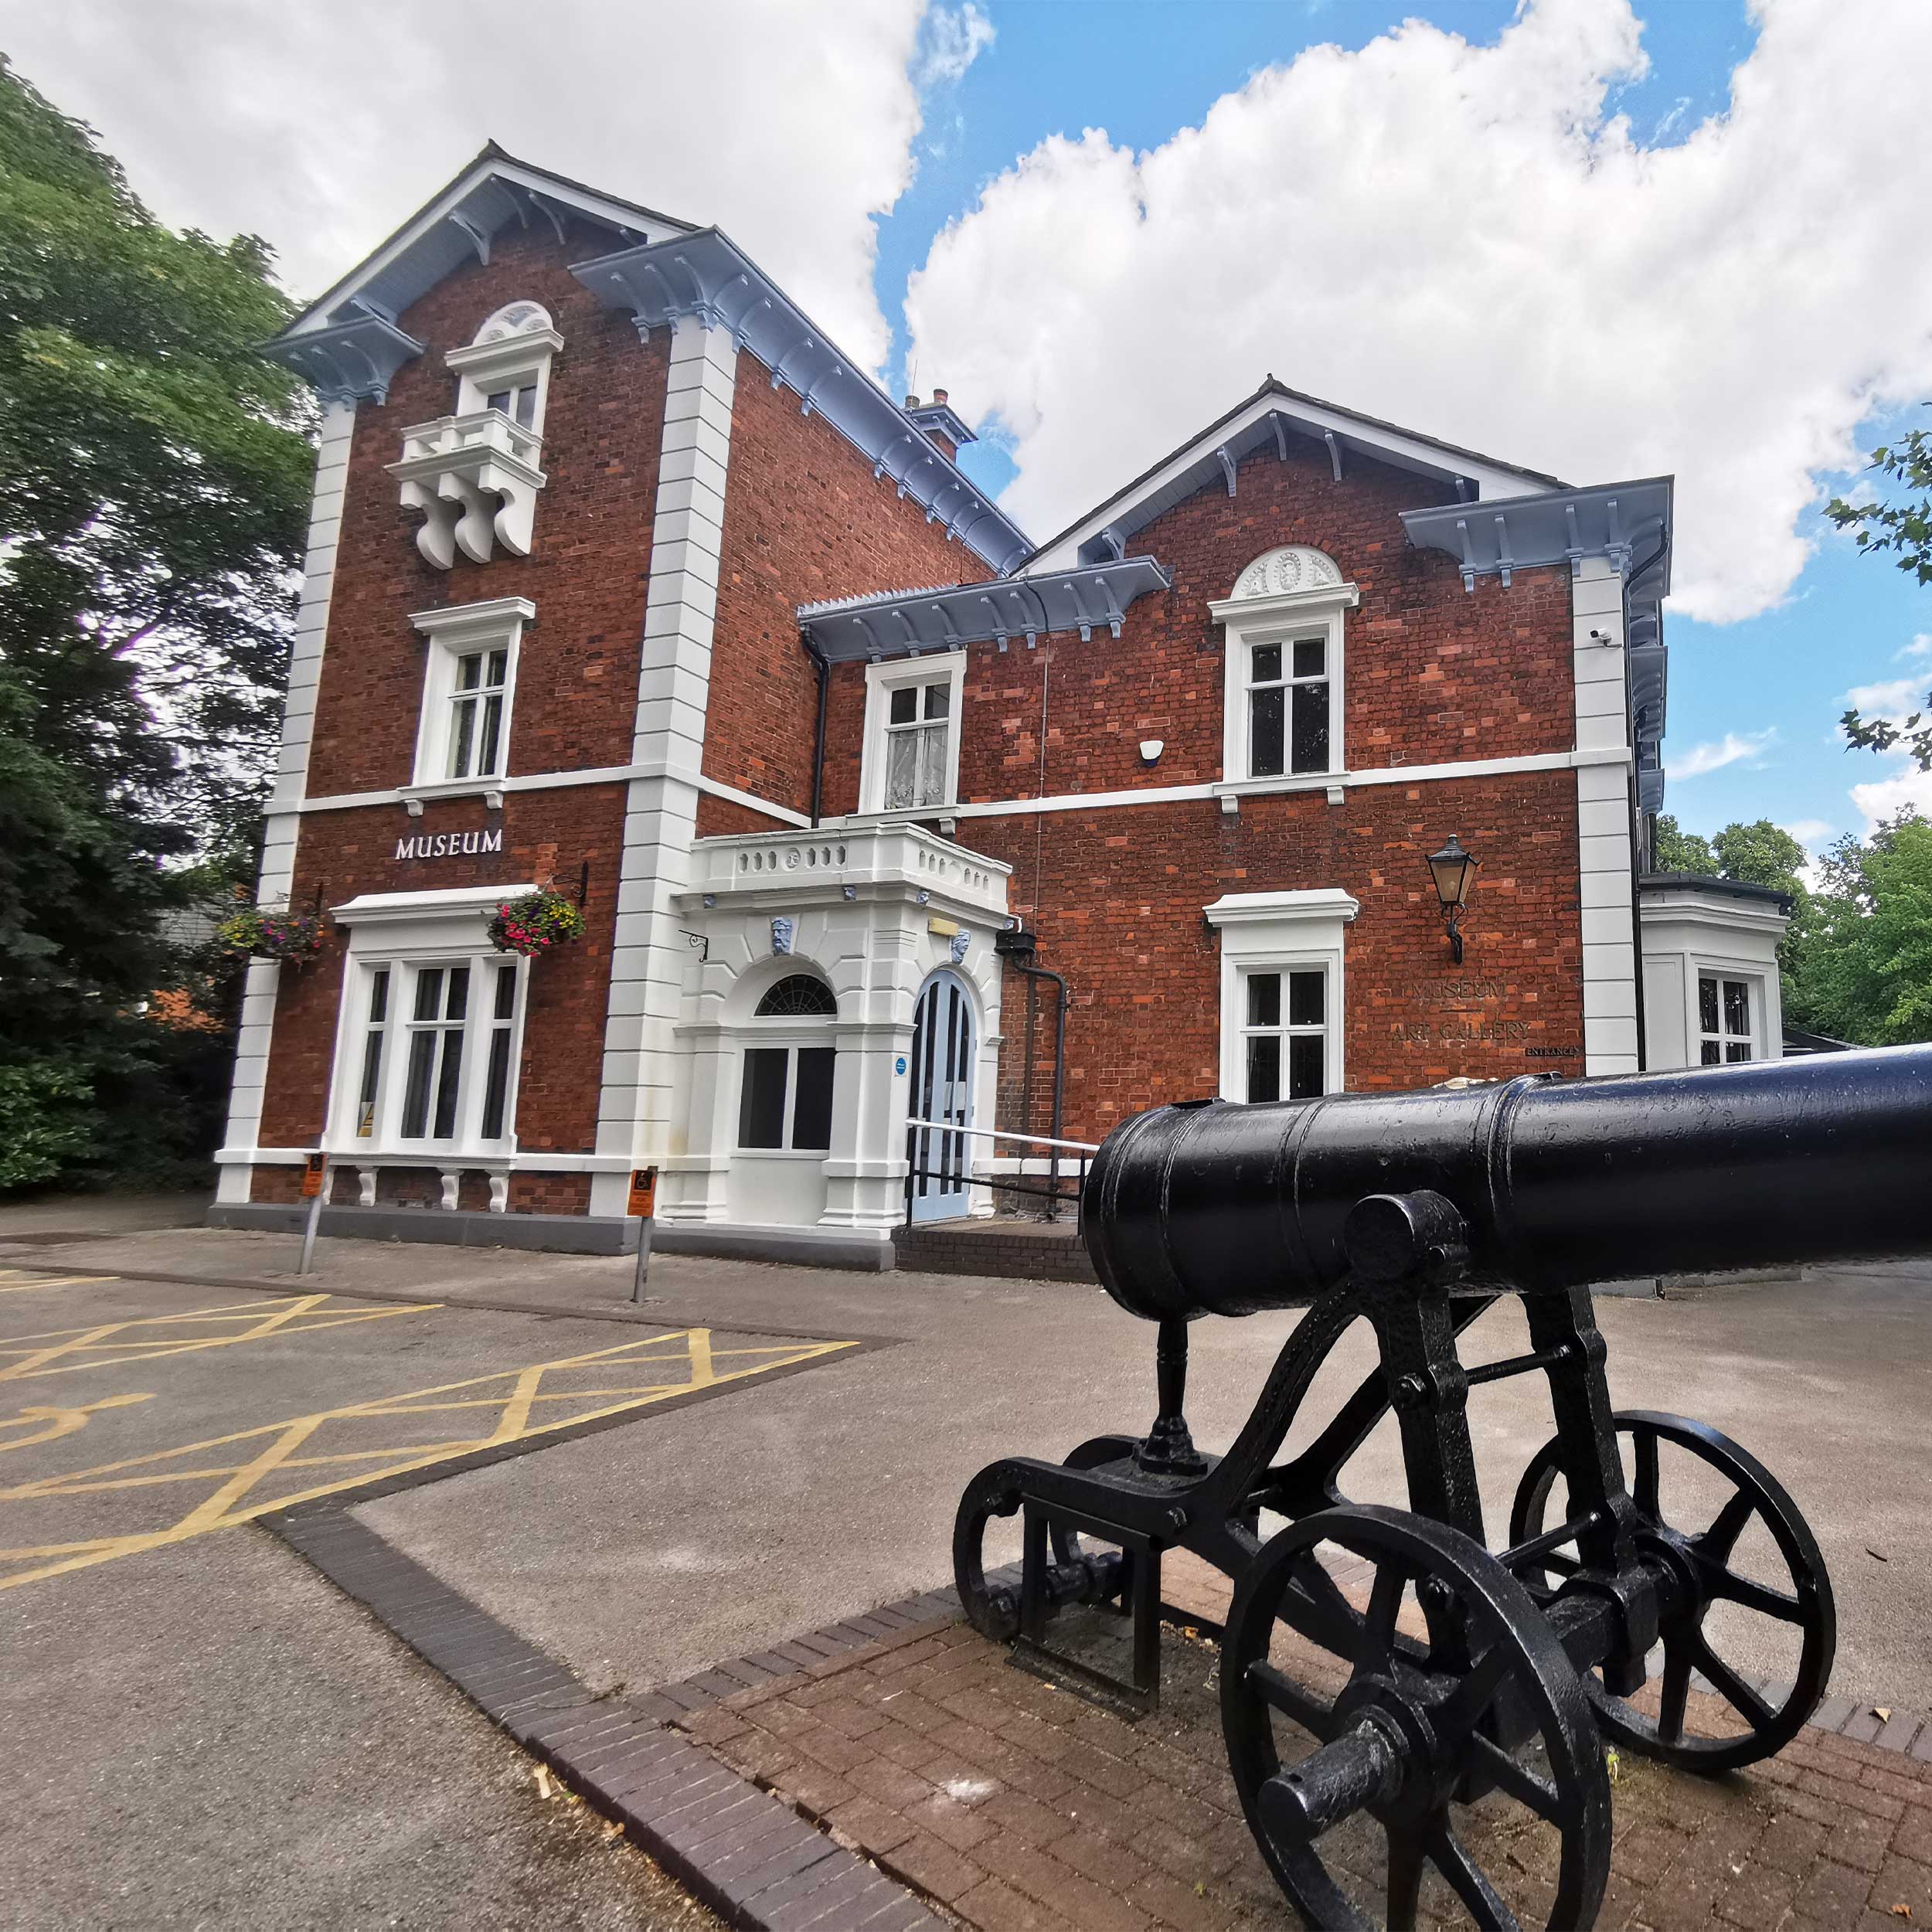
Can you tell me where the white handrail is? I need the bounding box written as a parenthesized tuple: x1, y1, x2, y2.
(905, 1118, 1100, 1155)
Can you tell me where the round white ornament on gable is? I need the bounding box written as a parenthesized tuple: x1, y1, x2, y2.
(472, 301, 555, 345)
(1230, 545, 1343, 600)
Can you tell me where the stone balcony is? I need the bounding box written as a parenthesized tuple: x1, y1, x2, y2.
(386, 409, 546, 569)
(683, 821, 1010, 923)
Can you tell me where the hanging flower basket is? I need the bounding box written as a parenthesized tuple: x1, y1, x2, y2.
(217, 906, 327, 964)
(488, 887, 585, 957)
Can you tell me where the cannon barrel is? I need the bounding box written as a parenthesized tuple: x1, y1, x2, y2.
(1083, 1043, 1932, 1319)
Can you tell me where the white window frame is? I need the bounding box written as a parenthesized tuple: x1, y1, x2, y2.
(1695, 966, 1762, 1066)
(324, 886, 536, 1161)
(1208, 580, 1356, 798)
(1203, 889, 1359, 1100)
(405, 597, 533, 805)
(445, 303, 564, 439)
(859, 652, 967, 816)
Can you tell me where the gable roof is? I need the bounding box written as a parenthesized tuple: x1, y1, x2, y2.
(1022, 376, 1565, 573)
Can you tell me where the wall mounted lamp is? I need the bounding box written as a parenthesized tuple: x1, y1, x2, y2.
(1424, 835, 1478, 964)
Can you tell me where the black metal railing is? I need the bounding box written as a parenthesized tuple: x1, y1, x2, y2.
(901, 1119, 1100, 1230)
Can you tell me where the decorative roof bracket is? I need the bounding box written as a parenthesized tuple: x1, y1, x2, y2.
(1216, 445, 1238, 497)
(1271, 413, 1291, 462)
(1324, 431, 1343, 482)
(448, 212, 491, 265)
(1494, 513, 1514, 589)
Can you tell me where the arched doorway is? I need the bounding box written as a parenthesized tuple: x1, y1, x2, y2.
(908, 969, 975, 1223)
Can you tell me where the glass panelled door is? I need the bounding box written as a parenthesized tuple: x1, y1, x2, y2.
(909, 971, 975, 1223)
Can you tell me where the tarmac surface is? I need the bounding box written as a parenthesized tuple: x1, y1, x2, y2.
(2, 1203, 1929, 1927)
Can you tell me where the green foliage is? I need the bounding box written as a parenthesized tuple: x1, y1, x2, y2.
(0, 59, 315, 1193)
(1828, 409, 1932, 771)
(1651, 814, 1717, 876)
(1792, 814, 1932, 1046)
(1709, 820, 1808, 900)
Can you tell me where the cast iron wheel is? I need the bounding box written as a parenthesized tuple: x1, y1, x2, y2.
(1222, 1504, 1611, 1932)
(952, 1438, 1139, 1643)
(1509, 1410, 1835, 1773)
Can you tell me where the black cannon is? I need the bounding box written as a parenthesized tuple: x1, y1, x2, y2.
(954, 1046, 1932, 1931)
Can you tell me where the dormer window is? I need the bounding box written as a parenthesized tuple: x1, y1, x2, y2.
(388, 301, 560, 569)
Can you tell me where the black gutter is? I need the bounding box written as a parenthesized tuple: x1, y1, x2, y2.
(1620, 521, 1670, 1073)
(995, 929, 1070, 1221)
(803, 632, 829, 828)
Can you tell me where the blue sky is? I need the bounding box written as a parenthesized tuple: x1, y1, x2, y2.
(872, 1, 1931, 859)
(8, 0, 1926, 859)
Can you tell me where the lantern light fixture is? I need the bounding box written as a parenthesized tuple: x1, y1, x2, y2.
(1424, 835, 1478, 964)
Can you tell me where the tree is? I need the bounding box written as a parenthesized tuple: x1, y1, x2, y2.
(1652, 814, 1717, 875)
(1828, 408, 1932, 770)
(0, 60, 314, 1189)
(1794, 813, 1932, 1046)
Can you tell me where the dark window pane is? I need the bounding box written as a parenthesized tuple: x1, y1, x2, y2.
(457, 652, 482, 692)
(485, 389, 510, 415)
(1250, 687, 1284, 777)
(889, 685, 918, 724)
(1292, 637, 1325, 679)
(357, 1032, 383, 1134)
(1699, 976, 1719, 1035)
(1725, 1043, 1751, 1063)
(791, 1047, 836, 1151)
(1700, 1040, 1721, 1066)
(1246, 973, 1280, 1027)
(1246, 1034, 1281, 1104)
(739, 1047, 788, 1148)
(413, 968, 443, 1022)
(1251, 643, 1281, 685)
(1288, 1034, 1325, 1100)
(924, 682, 950, 720)
(478, 692, 502, 774)
(432, 1030, 464, 1138)
(493, 963, 516, 1021)
(513, 385, 536, 427)
(1288, 970, 1324, 1026)
(481, 1028, 512, 1139)
(369, 968, 389, 1025)
(446, 968, 469, 1021)
(401, 1031, 436, 1137)
(1291, 681, 1330, 773)
(487, 649, 507, 685)
(1723, 980, 1750, 1037)
(755, 974, 837, 1017)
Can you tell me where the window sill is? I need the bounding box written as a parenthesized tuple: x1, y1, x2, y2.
(399, 777, 506, 816)
(1212, 773, 1348, 813)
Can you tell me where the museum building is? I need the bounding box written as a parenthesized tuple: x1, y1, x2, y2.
(211, 148, 1790, 1265)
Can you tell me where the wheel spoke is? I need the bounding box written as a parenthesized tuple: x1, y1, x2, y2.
(1435, 1635, 1516, 1741)
(1699, 1487, 1757, 1563)
(1363, 1560, 1407, 1670)
(1465, 1730, 1563, 1824)
(1702, 1562, 1804, 1624)
(1386, 1829, 1425, 1932)
(1247, 1658, 1338, 1740)
(1687, 1632, 1776, 1731)
(1631, 1427, 1661, 1519)
(1658, 1641, 1692, 1743)
(1429, 1824, 1523, 1932)
(1283, 1555, 1369, 1659)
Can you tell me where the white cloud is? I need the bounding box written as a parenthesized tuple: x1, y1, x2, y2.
(1783, 818, 1833, 845)
(917, 3, 995, 87)
(1851, 759, 1932, 831)
(1668, 729, 1779, 780)
(905, 0, 1932, 621)
(1842, 677, 1929, 719)
(1897, 634, 1932, 662)
(0, 0, 942, 374)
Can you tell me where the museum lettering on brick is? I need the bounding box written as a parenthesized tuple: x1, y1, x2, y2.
(211, 146, 1794, 1263)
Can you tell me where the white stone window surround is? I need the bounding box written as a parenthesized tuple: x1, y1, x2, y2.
(403, 597, 533, 812)
(1208, 548, 1356, 804)
(1696, 964, 1763, 1065)
(859, 651, 968, 816)
(1203, 889, 1359, 1101)
(323, 884, 536, 1165)
(388, 303, 559, 570)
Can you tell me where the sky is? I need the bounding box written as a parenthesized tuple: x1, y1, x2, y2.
(6, 0, 1930, 862)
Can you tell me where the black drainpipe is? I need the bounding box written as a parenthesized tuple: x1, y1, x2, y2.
(1620, 524, 1670, 1073)
(803, 631, 830, 828)
(995, 926, 1069, 1219)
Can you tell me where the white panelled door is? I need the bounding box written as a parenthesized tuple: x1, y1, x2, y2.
(909, 970, 975, 1223)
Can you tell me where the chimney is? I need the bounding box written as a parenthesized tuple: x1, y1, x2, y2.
(904, 386, 975, 464)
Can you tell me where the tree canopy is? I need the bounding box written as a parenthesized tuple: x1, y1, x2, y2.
(0, 59, 314, 1188)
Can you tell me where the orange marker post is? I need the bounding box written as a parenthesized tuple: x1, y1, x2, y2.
(628, 1165, 658, 1302)
(297, 1152, 328, 1276)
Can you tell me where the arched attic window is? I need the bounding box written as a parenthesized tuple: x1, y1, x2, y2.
(1216, 545, 1352, 783)
(740, 974, 838, 1151)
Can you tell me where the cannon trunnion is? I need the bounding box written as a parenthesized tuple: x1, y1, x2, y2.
(952, 1047, 1931, 1932)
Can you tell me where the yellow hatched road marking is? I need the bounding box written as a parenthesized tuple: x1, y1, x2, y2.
(0, 1294, 441, 1382)
(0, 1328, 853, 1592)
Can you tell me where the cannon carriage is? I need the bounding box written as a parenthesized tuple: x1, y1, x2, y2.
(953, 1046, 1932, 1931)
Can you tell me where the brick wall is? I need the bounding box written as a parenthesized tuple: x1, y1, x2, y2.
(705, 359, 973, 815)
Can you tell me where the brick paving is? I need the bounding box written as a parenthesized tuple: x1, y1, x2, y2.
(676, 1592, 1932, 1932)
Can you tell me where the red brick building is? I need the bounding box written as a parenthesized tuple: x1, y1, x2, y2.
(213, 148, 1784, 1264)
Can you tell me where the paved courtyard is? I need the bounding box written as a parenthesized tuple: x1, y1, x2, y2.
(2, 1207, 1930, 1927)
